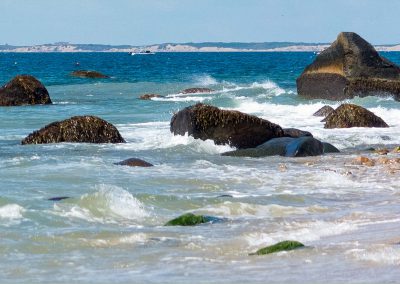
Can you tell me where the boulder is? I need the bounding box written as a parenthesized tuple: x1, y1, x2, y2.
(250, 240, 305, 256)
(313, 105, 335, 117)
(322, 142, 340, 153)
(164, 213, 219, 226)
(139, 94, 163, 100)
(181, 87, 214, 94)
(71, 70, 109, 78)
(21, 115, 125, 144)
(114, 158, 153, 167)
(0, 75, 52, 106)
(222, 136, 325, 158)
(324, 104, 388, 128)
(170, 104, 283, 149)
(282, 128, 312, 138)
(297, 32, 400, 101)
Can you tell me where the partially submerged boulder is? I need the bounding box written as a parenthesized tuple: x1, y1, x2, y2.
(250, 240, 305, 256)
(222, 136, 326, 158)
(71, 70, 109, 79)
(313, 105, 335, 117)
(22, 115, 125, 144)
(181, 88, 214, 94)
(0, 75, 52, 106)
(324, 104, 388, 128)
(170, 103, 284, 149)
(164, 213, 220, 226)
(139, 94, 163, 100)
(114, 158, 153, 167)
(282, 128, 312, 138)
(297, 32, 400, 101)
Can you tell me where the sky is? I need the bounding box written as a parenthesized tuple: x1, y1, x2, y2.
(1, 0, 400, 46)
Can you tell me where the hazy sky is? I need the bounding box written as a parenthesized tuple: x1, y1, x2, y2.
(1, 0, 400, 45)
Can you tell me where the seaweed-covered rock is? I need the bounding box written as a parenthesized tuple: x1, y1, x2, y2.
(114, 158, 153, 167)
(324, 104, 388, 128)
(313, 105, 335, 117)
(297, 32, 400, 101)
(139, 94, 163, 100)
(71, 70, 109, 79)
(181, 88, 214, 94)
(170, 103, 284, 149)
(0, 75, 52, 106)
(165, 213, 217, 226)
(21, 115, 125, 144)
(250, 240, 305, 255)
(222, 137, 325, 157)
(282, 128, 312, 138)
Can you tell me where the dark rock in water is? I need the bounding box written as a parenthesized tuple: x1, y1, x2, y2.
(139, 94, 163, 100)
(21, 115, 125, 144)
(324, 104, 388, 128)
(313, 105, 335, 117)
(170, 103, 284, 149)
(222, 137, 324, 158)
(164, 213, 220, 226)
(250, 240, 305, 256)
(114, 158, 153, 167)
(0, 75, 52, 106)
(217, 194, 233, 198)
(71, 70, 109, 79)
(181, 88, 214, 94)
(48, 196, 70, 201)
(322, 142, 340, 153)
(297, 32, 400, 101)
(282, 128, 312, 138)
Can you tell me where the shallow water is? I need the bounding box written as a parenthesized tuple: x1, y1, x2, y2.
(1, 52, 400, 283)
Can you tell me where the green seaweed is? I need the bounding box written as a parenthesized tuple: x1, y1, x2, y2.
(165, 213, 209, 226)
(250, 240, 305, 256)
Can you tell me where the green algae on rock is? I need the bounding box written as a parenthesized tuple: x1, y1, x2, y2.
(165, 213, 215, 226)
(250, 240, 305, 256)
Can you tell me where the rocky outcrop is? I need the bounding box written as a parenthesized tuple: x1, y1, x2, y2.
(22, 115, 125, 144)
(170, 103, 284, 149)
(139, 94, 163, 100)
(222, 136, 325, 158)
(114, 158, 153, 167)
(282, 128, 312, 138)
(0, 75, 52, 106)
(71, 70, 109, 78)
(250, 240, 305, 256)
(313, 105, 335, 117)
(324, 104, 388, 128)
(297, 32, 400, 100)
(181, 88, 214, 94)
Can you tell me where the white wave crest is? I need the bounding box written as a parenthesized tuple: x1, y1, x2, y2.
(193, 74, 218, 86)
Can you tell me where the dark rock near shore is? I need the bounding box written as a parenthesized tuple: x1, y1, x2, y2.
(139, 94, 163, 100)
(181, 87, 214, 94)
(0, 75, 52, 106)
(114, 158, 153, 167)
(282, 128, 312, 138)
(322, 142, 340, 153)
(250, 240, 305, 256)
(21, 115, 125, 144)
(170, 103, 284, 149)
(48, 196, 70, 201)
(71, 70, 109, 79)
(222, 136, 325, 158)
(324, 104, 388, 128)
(297, 32, 400, 101)
(165, 213, 220, 226)
(313, 105, 335, 117)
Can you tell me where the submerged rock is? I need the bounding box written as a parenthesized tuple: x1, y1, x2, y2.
(170, 103, 283, 149)
(114, 158, 153, 167)
(297, 32, 400, 101)
(139, 94, 163, 100)
(0, 75, 52, 106)
(164, 213, 219, 226)
(71, 70, 109, 79)
(222, 136, 326, 158)
(324, 104, 388, 128)
(313, 105, 335, 117)
(47, 196, 70, 201)
(21, 115, 125, 144)
(181, 88, 214, 94)
(250, 240, 305, 256)
(282, 128, 313, 138)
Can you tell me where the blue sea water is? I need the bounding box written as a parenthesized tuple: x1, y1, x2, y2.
(1, 52, 400, 283)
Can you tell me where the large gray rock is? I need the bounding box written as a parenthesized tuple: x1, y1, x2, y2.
(170, 103, 284, 149)
(22, 115, 125, 144)
(0, 75, 52, 106)
(297, 32, 400, 101)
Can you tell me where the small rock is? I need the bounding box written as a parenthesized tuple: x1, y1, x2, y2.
(71, 70, 109, 79)
(47, 196, 70, 201)
(375, 148, 389, 155)
(250, 240, 305, 256)
(282, 128, 312, 138)
(114, 158, 153, 167)
(164, 213, 219, 226)
(352, 156, 375, 166)
(181, 88, 214, 94)
(313, 105, 335, 117)
(139, 94, 163, 100)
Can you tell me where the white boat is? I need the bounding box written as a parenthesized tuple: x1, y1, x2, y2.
(129, 50, 155, 55)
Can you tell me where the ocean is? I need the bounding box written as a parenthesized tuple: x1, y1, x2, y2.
(1, 51, 400, 283)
